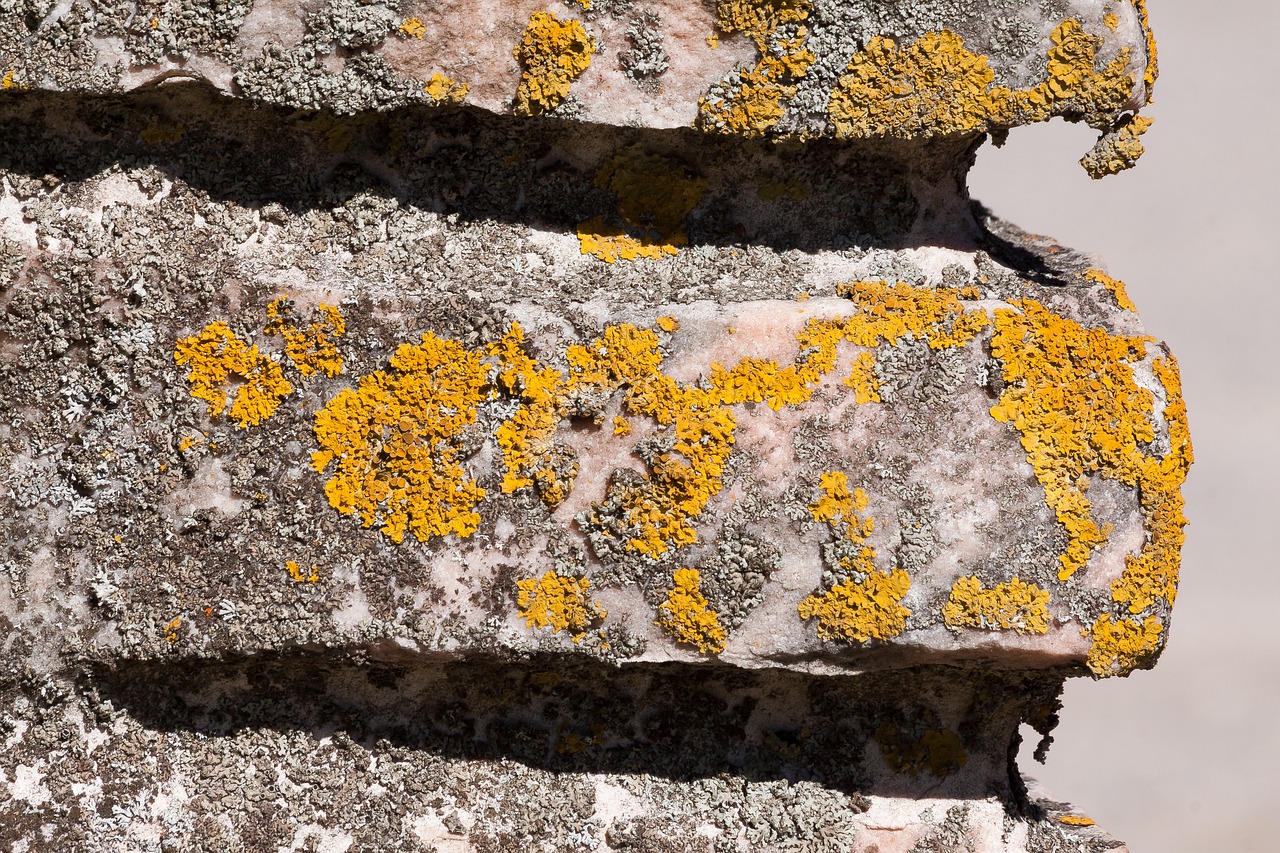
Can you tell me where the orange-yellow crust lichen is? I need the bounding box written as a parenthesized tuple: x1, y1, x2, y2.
(657, 568, 728, 653)
(1080, 114, 1154, 179)
(513, 12, 595, 116)
(874, 722, 968, 778)
(988, 297, 1191, 675)
(696, 0, 813, 137)
(942, 576, 1051, 635)
(424, 73, 469, 105)
(310, 331, 489, 543)
(399, 17, 425, 39)
(286, 560, 319, 583)
(1088, 613, 1163, 675)
(264, 298, 346, 377)
(1085, 268, 1138, 312)
(174, 322, 293, 428)
(577, 146, 707, 263)
(826, 21, 1144, 173)
(797, 472, 910, 642)
(516, 570, 606, 641)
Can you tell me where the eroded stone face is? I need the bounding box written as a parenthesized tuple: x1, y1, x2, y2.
(1, 0, 1157, 172)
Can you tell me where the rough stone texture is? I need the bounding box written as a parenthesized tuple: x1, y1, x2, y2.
(0, 3, 1185, 850)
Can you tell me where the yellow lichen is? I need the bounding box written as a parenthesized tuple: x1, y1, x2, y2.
(656, 315, 679, 333)
(656, 568, 727, 653)
(612, 416, 632, 436)
(1133, 0, 1159, 93)
(140, 123, 186, 144)
(163, 616, 182, 644)
(989, 301, 1155, 580)
(1080, 114, 1154, 178)
(577, 146, 707, 263)
(2, 71, 22, 90)
(174, 322, 293, 428)
(697, 0, 813, 136)
(987, 297, 1191, 675)
(1087, 613, 1163, 675)
(1103, 12, 1119, 31)
(798, 572, 912, 642)
(942, 576, 1051, 635)
(264, 298, 346, 377)
(286, 560, 319, 583)
(843, 351, 881, 404)
(513, 12, 595, 116)
(830, 22, 1135, 141)
(826, 21, 1142, 173)
(1084, 268, 1137, 312)
(399, 17, 425, 38)
(797, 473, 910, 642)
(1059, 815, 1096, 827)
(517, 571, 606, 641)
(874, 722, 968, 778)
(310, 331, 489, 543)
(424, 72, 469, 105)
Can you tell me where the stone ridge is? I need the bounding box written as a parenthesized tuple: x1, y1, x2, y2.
(1, 0, 1156, 173)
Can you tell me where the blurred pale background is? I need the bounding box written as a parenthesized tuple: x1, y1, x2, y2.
(969, 1, 1280, 849)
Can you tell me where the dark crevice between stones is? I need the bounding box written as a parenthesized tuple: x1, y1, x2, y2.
(0, 83, 1026, 259)
(76, 650, 1062, 806)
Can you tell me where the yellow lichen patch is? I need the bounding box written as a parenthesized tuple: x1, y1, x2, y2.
(1, 70, 24, 90)
(808, 471, 874, 542)
(310, 331, 489, 544)
(843, 351, 880, 404)
(1060, 815, 1096, 827)
(657, 568, 727, 654)
(874, 723, 968, 778)
(697, 0, 813, 136)
(987, 298, 1190, 675)
(942, 576, 1051, 635)
(286, 560, 319, 583)
(989, 300, 1156, 580)
(1084, 268, 1137, 312)
(829, 30, 1014, 139)
(656, 315, 679, 333)
(797, 571, 912, 642)
(612, 416, 632, 436)
(487, 323, 577, 506)
(578, 146, 707, 263)
(1108, 355, 1191, 615)
(399, 17, 425, 38)
(798, 473, 910, 642)
(1080, 114, 1154, 178)
(516, 571, 605, 642)
(163, 616, 182, 644)
(424, 72, 469, 105)
(576, 223, 679, 263)
(140, 123, 186, 144)
(512, 12, 595, 116)
(1104, 12, 1119, 31)
(1088, 613, 1163, 675)
(827, 21, 1140, 172)
(174, 322, 293, 428)
(264, 298, 346, 377)
(1133, 0, 1159, 93)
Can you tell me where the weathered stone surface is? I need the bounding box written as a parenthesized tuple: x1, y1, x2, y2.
(2, 0, 1157, 170)
(0, 4, 1186, 849)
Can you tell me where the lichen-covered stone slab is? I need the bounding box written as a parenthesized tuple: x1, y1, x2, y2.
(0, 88, 1189, 686)
(2, 0, 1157, 172)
